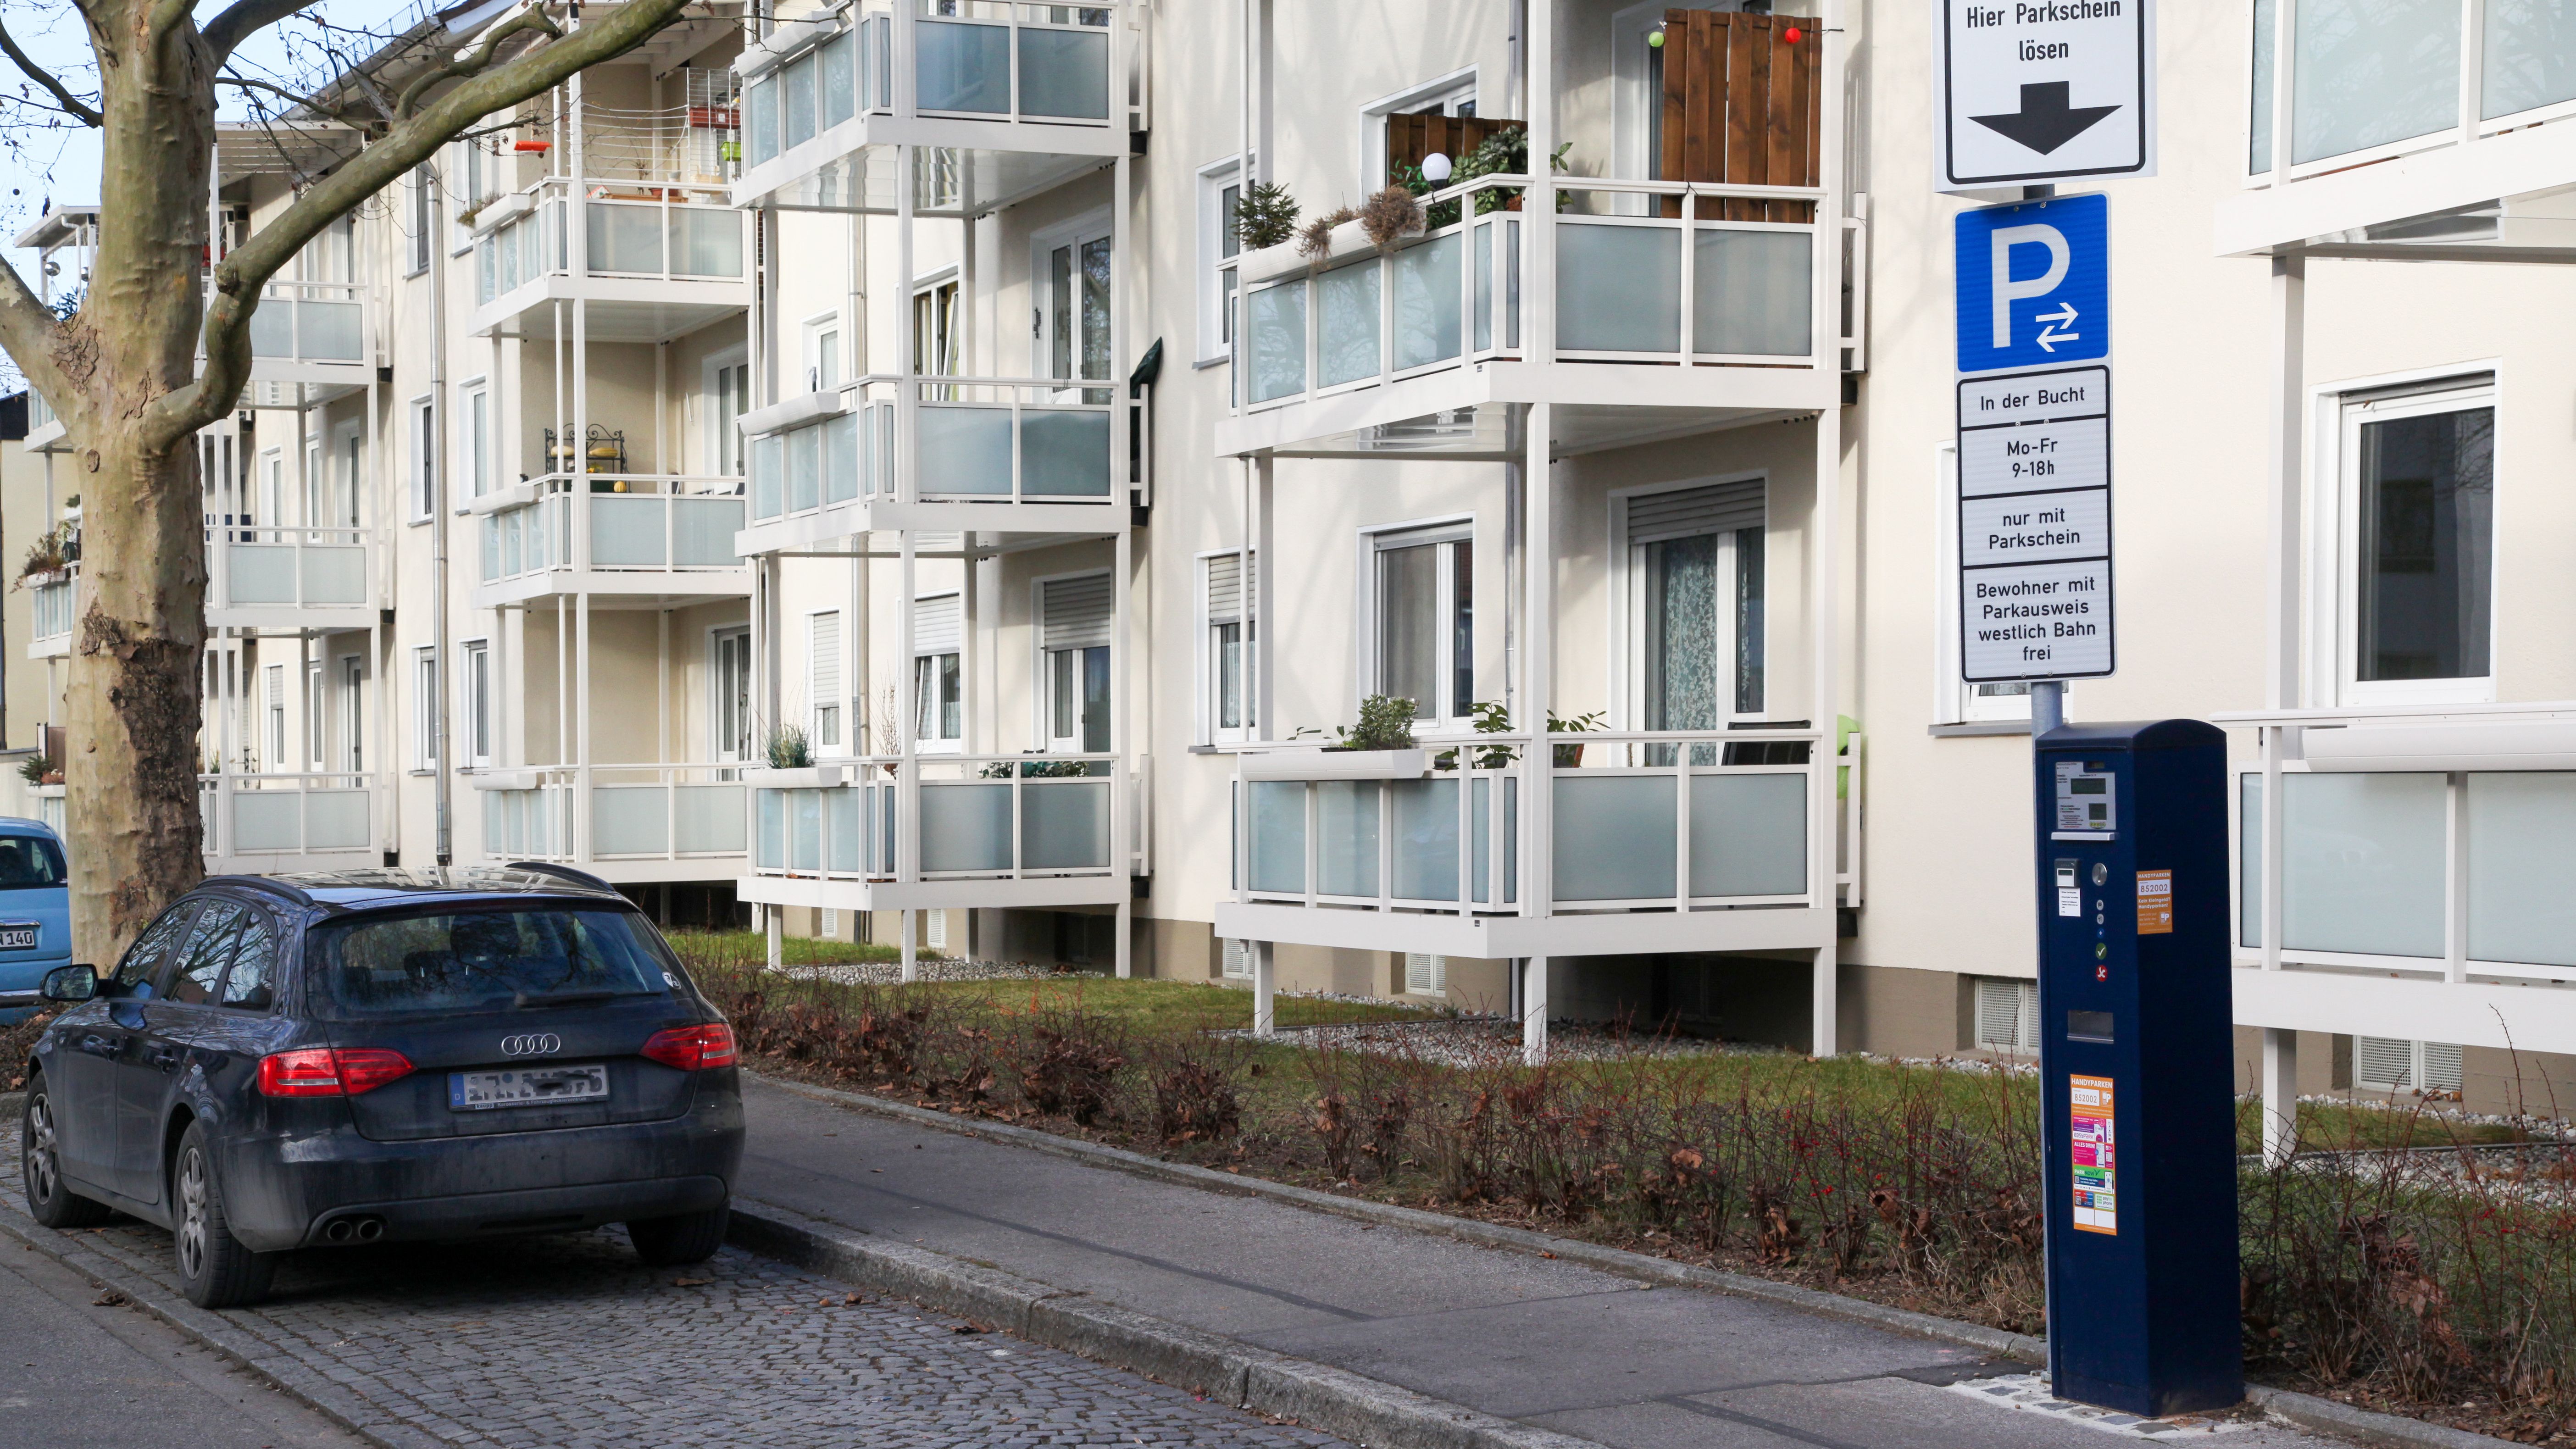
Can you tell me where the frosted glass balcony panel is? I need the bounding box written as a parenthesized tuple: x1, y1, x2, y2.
(1693, 229, 1811, 357)
(1689, 773, 1806, 897)
(481, 518, 501, 582)
(672, 498, 744, 566)
(1244, 284, 1306, 403)
(305, 791, 369, 850)
(917, 21, 1010, 114)
(783, 52, 818, 150)
(302, 545, 366, 603)
(2467, 772, 2576, 966)
(1389, 777, 1460, 902)
(1019, 27, 1110, 119)
(1249, 780, 1305, 893)
(226, 544, 299, 605)
(825, 787, 861, 872)
(917, 405, 1012, 494)
(593, 786, 670, 855)
(1554, 775, 1676, 901)
(589, 496, 667, 567)
(1023, 780, 1110, 870)
(874, 784, 896, 873)
(758, 788, 785, 869)
(232, 794, 301, 851)
(2240, 774, 2262, 948)
(752, 436, 783, 518)
(587, 204, 664, 275)
(1474, 222, 1494, 352)
(2293, 0, 2459, 164)
(746, 75, 779, 165)
(670, 210, 744, 278)
(2280, 771, 2445, 957)
(2250, 0, 2276, 172)
(1392, 233, 1461, 372)
(1315, 780, 1380, 898)
(300, 300, 364, 360)
(1021, 409, 1111, 496)
(788, 423, 822, 512)
(922, 783, 1011, 872)
(248, 305, 292, 358)
(677, 783, 747, 855)
(1470, 777, 1520, 904)
(2483, 0, 2576, 119)
(821, 30, 858, 128)
(1558, 223, 1680, 354)
(824, 412, 861, 504)
(1315, 261, 1382, 389)
(792, 789, 822, 872)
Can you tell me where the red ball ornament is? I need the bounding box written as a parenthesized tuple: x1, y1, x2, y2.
(1782, 26, 1802, 44)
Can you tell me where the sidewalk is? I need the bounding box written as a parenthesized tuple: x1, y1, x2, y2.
(737, 1076, 2326, 1449)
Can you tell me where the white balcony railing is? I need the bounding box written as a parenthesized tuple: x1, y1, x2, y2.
(479, 475, 747, 588)
(207, 524, 368, 613)
(1230, 730, 1818, 919)
(200, 772, 375, 860)
(745, 375, 1115, 523)
(474, 179, 746, 305)
(28, 566, 74, 656)
(1233, 176, 1828, 414)
(482, 764, 749, 864)
(751, 753, 1120, 883)
(2248, 0, 2576, 183)
(242, 280, 366, 366)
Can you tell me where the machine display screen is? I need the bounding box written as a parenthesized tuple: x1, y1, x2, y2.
(2054, 761, 2117, 834)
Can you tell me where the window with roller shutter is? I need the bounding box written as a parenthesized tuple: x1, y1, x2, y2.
(2358, 1037, 2466, 1096)
(1203, 551, 1256, 740)
(1972, 977, 2039, 1055)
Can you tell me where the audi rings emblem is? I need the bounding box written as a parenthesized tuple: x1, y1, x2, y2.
(500, 1033, 562, 1057)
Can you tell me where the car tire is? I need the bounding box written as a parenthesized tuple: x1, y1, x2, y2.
(22, 1072, 112, 1229)
(170, 1121, 275, 1310)
(626, 1201, 729, 1266)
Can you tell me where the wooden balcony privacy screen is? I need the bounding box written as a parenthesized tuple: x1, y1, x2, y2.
(1659, 10, 1821, 222)
(1384, 112, 1524, 186)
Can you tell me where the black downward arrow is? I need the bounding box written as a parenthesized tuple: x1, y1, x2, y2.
(1971, 82, 2121, 156)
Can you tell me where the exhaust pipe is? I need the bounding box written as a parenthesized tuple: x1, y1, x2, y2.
(323, 1218, 355, 1244)
(353, 1217, 385, 1244)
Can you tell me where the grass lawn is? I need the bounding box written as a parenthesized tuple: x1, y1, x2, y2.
(850, 976, 1437, 1036)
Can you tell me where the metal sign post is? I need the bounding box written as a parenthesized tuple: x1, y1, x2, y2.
(1936, 0, 2155, 192)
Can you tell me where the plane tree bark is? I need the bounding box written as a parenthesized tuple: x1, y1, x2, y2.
(0, 0, 691, 965)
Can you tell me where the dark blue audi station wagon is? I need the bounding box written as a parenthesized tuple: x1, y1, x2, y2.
(17, 866, 744, 1308)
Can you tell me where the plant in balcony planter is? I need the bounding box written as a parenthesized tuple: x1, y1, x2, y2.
(1455, 127, 1572, 215)
(764, 724, 813, 771)
(1434, 700, 1520, 771)
(1359, 184, 1427, 251)
(1321, 694, 1418, 753)
(16, 527, 66, 585)
(1296, 205, 1359, 263)
(1232, 179, 1299, 251)
(17, 749, 57, 787)
(1547, 708, 1605, 769)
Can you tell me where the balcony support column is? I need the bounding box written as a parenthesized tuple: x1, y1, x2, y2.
(1521, 957, 1548, 1065)
(901, 907, 918, 984)
(1520, 403, 1551, 922)
(766, 904, 782, 972)
(1252, 940, 1275, 1037)
(2261, 1027, 2300, 1166)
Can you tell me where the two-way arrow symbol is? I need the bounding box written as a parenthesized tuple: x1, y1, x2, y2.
(1971, 81, 2121, 156)
(2034, 303, 2080, 352)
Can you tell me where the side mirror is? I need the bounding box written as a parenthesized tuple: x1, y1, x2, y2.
(39, 964, 95, 1003)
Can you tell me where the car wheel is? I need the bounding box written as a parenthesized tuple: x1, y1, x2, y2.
(170, 1121, 275, 1310)
(22, 1073, 111, 1229)
(626, 1201, 729, 1267)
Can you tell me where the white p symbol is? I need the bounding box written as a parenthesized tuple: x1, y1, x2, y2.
(1990, 224, 2070, 349)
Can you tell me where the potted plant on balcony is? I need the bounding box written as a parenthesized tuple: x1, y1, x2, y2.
(1323, 694, 1418, 754)
(742, 723, 841, 788)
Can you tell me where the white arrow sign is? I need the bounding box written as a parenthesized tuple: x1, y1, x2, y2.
(1936, 0, 2156, 193)
(2035, 303, 2080, 351)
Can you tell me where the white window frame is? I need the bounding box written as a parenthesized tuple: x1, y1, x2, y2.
(1034, 568, 1114, 754)
(2356, 1036, 2467, 1096)
(807, 608, 845, 750)
(452, 137, 489, 254)
(460, 638, 492, 768)
(303, 435, 323, 527)
(1221, 937, 1254, 980)
(412, 647, 440, 772)
(1608, 474, 1769, 731)
(407, 166, 434, 276)
(1196, 156, 1243, 365)
(461, 379, 490, 500)
(1403, 952, 1449, 996)
(330, 419, 363, 529)
(258, 447, 285, 527)
(263, 662, 287, 772)
(800, 311, 842, 395)
(306, 660, 325, 770)
(1196, 547, 1255, 745)
(711, 625, 754, 764)
(1358, 515, 1477, 731)
(1031, 210, 1114, 394)
(704, 347, 752, 476)
(2312, 370, 2500, 709)
(409, 395, 437, 522)
(338, 654, 366, 773)
(1358, 67, 1478, 187)
(1932, 444, 2040, 726)
(912, 591, 965, 753)
(912, 266, 961, 378)
(1972, 977, 2041, 1055)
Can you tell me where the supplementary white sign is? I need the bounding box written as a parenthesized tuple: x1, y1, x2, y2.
(1937, 0, 2155, 192)
(1963, 558, 2113, 680)
(1957, 363, 2113, 681)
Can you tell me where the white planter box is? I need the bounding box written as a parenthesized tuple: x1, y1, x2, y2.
(1238, 214, 1427, 287)
(1238, 748, 1429, 781)
(740, 764, 845, 788)
(466, 769, 544, 792)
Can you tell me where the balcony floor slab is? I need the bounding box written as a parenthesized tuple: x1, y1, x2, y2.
(1213, 901, 1835, 959)
(740, 873, 1130, 914)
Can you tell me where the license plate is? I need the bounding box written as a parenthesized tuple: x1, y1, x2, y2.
(448, 1064, 609, 1111)
(0, 927, 37, 950)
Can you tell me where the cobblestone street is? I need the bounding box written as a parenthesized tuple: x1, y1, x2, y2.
(0, 1146, 1347, 1449)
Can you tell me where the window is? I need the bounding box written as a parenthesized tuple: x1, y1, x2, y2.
(304, 437, 323, 527)
(1041, 573, 1112, 753)
(333, 421, 363, 528)
(2357, 1037, 2467, 1096)
(1221, 937, 1254, 980)
(1034, 217, 1111, 400)
(2333, 381, 2495, 704)
(1973, 977, 2041, 1055)
(912, 272, 959, 378)
(166, 903, 248, 1007)
(1202, 551, 1255, 741)
(1360, 71, 1477, 187)
(408, 166, 433, 275)
(307, 660, 325, 769)
(802, 313, 842, 393)
(924, 909, 948, 951)
(1404, 953, 1448, 994)
(1620, 480, 1765, 731)
(820, 908, 839, 939)
(413, 648, 439, 771)
(461, 640, 491, 767)
(410, 397, 437, 521)
(1199, 158, 1243, 361)
(113, 905, 197, 996)
(462, 383, 490, 499)
(259, 448, 284, 526)
(221, 912, 279, 1011)
(713, 627, 753, 762)
(454, 138, 492, 251)
(339, 655, 365, 772)
(914, 593, 963, 747)
(264, 664, 286, 771)
(708, 354, 751, 475)
(1371, 523, 1473, 725)
(808, 610, 844, 749)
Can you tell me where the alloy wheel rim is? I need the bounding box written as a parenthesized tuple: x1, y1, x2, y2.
(175, 1148, 208, 1281)
(26, 1096, 58, 1202)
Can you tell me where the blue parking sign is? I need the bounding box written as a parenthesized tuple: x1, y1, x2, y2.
(1956, 193, 2108, 375)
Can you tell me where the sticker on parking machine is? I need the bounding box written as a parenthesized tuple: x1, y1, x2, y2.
(2135, 869, 2171, 934)
(2070, 1073, 2115, 1235)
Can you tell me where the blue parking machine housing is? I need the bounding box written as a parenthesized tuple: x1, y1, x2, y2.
(2033, 720, 2240, 1416)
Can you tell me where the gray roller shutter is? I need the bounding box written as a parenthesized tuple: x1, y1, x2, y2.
(1627, 479, 1765, 546)
(912, 593, 961, 655)
(1206, 552, 1254, 624)
(1042, 573, 1114, 651)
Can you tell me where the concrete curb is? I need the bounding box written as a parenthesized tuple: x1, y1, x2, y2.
(754, 1072, 2529, 1449)
(729, 1195, 1604, 1449)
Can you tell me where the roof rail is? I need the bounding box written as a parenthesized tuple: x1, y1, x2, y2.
(503, 861, 621, 895)
(201, 874, 317, 907)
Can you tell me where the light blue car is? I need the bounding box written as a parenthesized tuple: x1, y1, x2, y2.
(0, 820, 68, 1025)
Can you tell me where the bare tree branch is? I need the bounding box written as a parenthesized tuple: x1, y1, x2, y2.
(0, 251, 69, 418)
(0, 15, 101, 127)
(220, 72, 383, 133)
(395, 8, 561, 120)
(146, 0, 697, 452)
(201, 0, 316, 66)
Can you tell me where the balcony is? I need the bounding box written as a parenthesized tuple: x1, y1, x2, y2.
(736, 752, 1131, 913)
(27, 565, 73, 659)
(23, 389, 64, 452)
(1214, 731, 1840, 960)
(2220, 1, 2576, 260)
(731, 0, 1144, 216)
(205, 524, 372, 633)
(475, 763, 748, 885)
(200, 772, 378, 875)
(470, 178, 751, 341)
(735, 374, 1123, 553)
(233, 281, 370, 409)
(1217, 175, 1851, 460)
(471, 474, 750, 608)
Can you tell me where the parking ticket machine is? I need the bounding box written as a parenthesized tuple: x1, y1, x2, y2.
(2033, 720, 2241, 1416)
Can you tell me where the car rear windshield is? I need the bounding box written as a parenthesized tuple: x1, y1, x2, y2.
(0, 834, 66, 889)
(307, 907, 684, 1018)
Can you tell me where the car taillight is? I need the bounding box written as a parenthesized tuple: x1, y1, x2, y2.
(257, 1048, 415, 1098)
(641, 1023, 737, 1071)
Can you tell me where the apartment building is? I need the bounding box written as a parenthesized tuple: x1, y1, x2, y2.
(14, 1, 2576, 1121)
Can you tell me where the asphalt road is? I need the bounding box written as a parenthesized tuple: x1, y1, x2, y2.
(0, 1230, 362, 1448)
